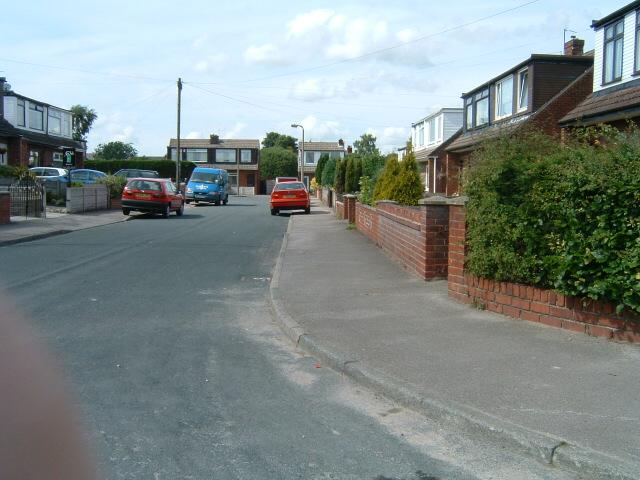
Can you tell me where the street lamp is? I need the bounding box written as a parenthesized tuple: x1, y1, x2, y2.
(291, 123, 304, 185)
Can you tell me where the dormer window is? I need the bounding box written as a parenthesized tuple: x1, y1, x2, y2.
(603, 19, 624, 84)
(17, 99, 25, 127)
(635, 12, 640, 74)
(495, 75, 514, 120)
(517, 69, 529, 111)
(464, 89, 489, 130)
(28, 104, 44, 131)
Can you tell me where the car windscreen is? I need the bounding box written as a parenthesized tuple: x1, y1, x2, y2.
(274, 182, 305, 191)
(128, 180, 162, 191)
(190, 172, 220, 183)
(140, 171, 159, 178)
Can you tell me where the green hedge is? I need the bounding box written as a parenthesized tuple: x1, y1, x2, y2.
(464, 127, 640, 314)
(85, 159, 197, 180)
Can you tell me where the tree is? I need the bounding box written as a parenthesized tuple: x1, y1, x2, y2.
(93, 141, 137, 160)
(315, 153, 329, 187)
(392, 147, 423, 206)
(354, 133, 380, 156)
(334, 158, 346, 194)
(259, 147, 298, 179)
(262, 132, 298, 151)
(321, 158, 336, 187)
(361, 153, 386, 180)
(70, 105, 97, 142)
(373, 155, 400, 202)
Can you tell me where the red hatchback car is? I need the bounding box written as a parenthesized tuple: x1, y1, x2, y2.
(270, 181, 310, 215)
(121, 178, 185, 218)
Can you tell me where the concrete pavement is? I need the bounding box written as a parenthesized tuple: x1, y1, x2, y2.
(270, 200, 640, 479)
(0, 209, 129, 246)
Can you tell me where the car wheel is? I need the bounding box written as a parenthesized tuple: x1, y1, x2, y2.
(186, 200, 191, 204)
(305, 207, 310, 214)
(122, 208, 130, 216)
(176, 202, 184, 216)
(270, 208, 277, 216)
(223, 196, 228, 205)
(162, 204, 170, 218)
(215, 198, 221, 206)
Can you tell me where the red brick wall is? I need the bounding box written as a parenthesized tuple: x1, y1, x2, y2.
(355, 201, 448, 280)
(336, 201, 345, 220)
(447, 202, 640, 342)
(0, 193, 10, 224)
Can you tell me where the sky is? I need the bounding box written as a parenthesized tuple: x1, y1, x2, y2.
(1, 0, 624, 155)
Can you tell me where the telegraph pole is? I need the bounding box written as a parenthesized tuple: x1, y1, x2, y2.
(175, 78, 182, 186)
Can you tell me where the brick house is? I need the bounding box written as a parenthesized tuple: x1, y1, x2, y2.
(0, 77, 86, 169)
(561, 1, 640, 129)
(410, 108, 463, 195)
(168, 135, 261, 194)
(299, 140, 346, 187)
(443, 40, 594, 195)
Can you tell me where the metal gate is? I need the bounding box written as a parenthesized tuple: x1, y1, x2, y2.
(9, 178, 46, 218)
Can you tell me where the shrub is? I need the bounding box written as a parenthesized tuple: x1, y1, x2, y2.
(333, 158, 346, 194)
(259, 147, 298, 179)
(0, 165, 19, 178)
(361, 153, 386, 181)
(322, 159, 336, 188)
(373, 155, 400, 201)
(392, 148, 423, 206)
(345, 157, 356, 193)
(97, 175, 128, 199)
(464, 127, 640, 314)
(358, 176, 374, 206)
(315, 154, 329, 186)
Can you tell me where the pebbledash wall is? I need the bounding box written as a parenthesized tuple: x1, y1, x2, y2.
(447, 202, 640, 343)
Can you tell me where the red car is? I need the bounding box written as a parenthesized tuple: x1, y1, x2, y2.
(121, 178, 185, 218)
(270, 181, 310, 215)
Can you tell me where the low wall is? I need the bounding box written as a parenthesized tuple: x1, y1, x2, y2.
(447, 200, 640, 343)
(335, 200, 345, 220)
(355, 200, 448, 280)
(66, 184, 109, 213)
(0, 192, 9, 224)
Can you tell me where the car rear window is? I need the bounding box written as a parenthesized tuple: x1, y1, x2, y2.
(128, 180, 162, 191)
(274, 182, 305, 191)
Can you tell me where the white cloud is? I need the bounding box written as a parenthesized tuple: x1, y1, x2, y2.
(287, 9, 335, 37)
(92, 112, 137, 147)
(192, 34, 208, 48)
(289, 78, 351, 101)
(300, 115, 341, 140)
(365, 126, 409, 153)
(224, 122, 247, 139)
(193, 53, 229, 73)
(244, 43, 291, 66)
(186, 131, 202, 139)
(194, 61, 209, 73)
(397, 28, 419, 43)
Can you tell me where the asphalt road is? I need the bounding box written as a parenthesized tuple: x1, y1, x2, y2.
(0, 197, 500, 479)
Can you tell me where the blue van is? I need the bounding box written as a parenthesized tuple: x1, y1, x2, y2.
(185, 167, 229, 205)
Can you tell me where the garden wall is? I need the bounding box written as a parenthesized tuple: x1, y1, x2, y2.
(354, 199, 448, 280)
(66, 184, 109, 213)
(447, 201, 640, 343)
(0, 192, 9, 224)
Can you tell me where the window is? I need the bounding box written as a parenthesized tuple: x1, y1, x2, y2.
(185, 149, 207, 162)
(216, 149, 236, 163)
(0, 143, 7, 166)
(635, 12, 640, 73)
(48, 109, 62, 135)
(465, 99, 473, 130)
(29, 150, 41, 167)
(418, 125, 424, 146)
(53, 152, 63, 167)
(29, 104, 44, 130)
(247, 173, 255, 187)
(329, 151, 344, 159)
(495, 75, 514, 119)
(240, 149, 252, 163)
(603, 19, 624, 84)
(475, 90, 489, 126)
(61, 112, 72, 137)
(17, 100, 25, 127)
(427, 118, 436, 144)
(517, 69, 529, 111)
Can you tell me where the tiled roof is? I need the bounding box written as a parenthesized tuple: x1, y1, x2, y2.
(168, 138, 260, 149)
(447, 116, 529, 152)
(0, 118, 20, 137)
(560, 84, 640, 124)
(415, 128, 463, 160)
(301, 141, 344, 151)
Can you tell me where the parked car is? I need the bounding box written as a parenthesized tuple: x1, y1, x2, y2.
(69, 169, 107, 185)
(185, 167, 228, 206)
(29, 167, 69, 183)
(270, 181, 310, 215)
(121, 178, 184, 218)
(113, 169, 160, 179)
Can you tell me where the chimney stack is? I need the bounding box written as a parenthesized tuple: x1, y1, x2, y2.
(338, 138, 344, 147)
(347, 146, 353, 154)
(564, 36, 585, 56)
(209, 134, 220, 144)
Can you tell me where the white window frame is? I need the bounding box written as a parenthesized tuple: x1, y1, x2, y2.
(29, 103, 44, 131)
(603, 18, 624, 85)
(418, 124, 424, 147)
(17, 99, 25, 127)
(517, 68, 529, 112)
(494, 74, 514, 120)
(52, 152, 63, 166)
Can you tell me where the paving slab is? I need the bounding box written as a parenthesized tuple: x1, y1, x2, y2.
(270, 200, 640, 479)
